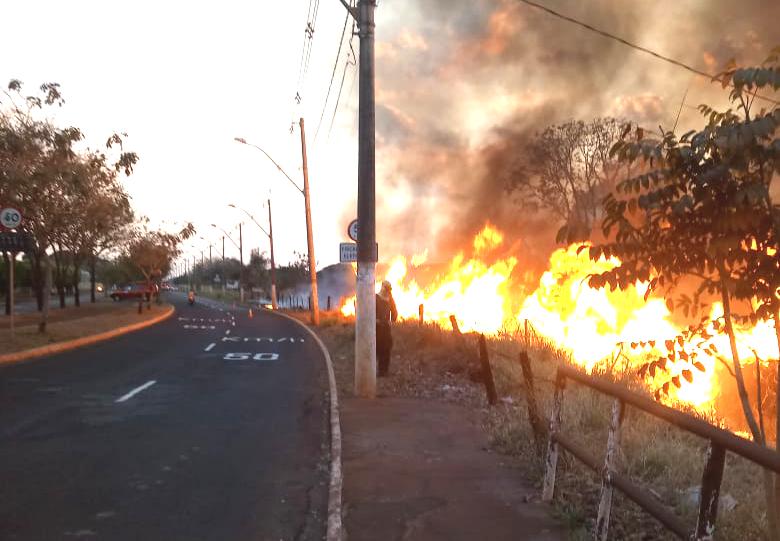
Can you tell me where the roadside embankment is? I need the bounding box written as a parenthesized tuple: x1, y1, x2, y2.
(0, 302, 174, 364)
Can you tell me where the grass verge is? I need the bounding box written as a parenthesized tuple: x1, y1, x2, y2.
(311, 313, 768, 541)
(0, 302, 172, 355)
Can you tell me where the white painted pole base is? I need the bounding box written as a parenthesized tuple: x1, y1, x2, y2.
(270, 284, 278, 310)
(355, 261, 376, 398)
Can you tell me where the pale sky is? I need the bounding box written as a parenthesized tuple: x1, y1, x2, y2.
(2, 0, 360, 269)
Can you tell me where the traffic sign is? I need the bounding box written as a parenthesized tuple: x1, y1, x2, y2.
(340, 242, 378, 263)
(0, 231, 34, 253)
(340, 242, 357, 263)
(348, 219, 359, 242)
(1, 207, 22, 230)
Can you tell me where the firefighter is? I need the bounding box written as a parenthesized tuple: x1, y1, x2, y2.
(376, 280, 398, 377)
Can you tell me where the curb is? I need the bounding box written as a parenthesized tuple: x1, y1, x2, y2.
(270, 310, 343, 541)
(0, 305, 176, 366)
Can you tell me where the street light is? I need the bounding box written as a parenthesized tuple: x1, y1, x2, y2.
(235, 129, 320, 324)
(228, 202, 278, 310)
(211, 223, 244, 301)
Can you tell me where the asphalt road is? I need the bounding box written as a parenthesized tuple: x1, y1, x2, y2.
(0, 293, 329, 541)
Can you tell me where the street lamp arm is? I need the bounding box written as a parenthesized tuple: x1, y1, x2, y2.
(210, 224, 241, 250)
(228, 204, 270, 239)
(234, 137, 304, 195)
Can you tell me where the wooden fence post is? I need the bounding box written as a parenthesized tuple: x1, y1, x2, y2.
(694, 441, 726, 540)
(327, 295, 331, 310)
(449, 314, 461, 336)
(542, 372, 565, 501)
(418, 303, 424, 325)
(478, 334, 498, 406)
(518, 351, 546, 453)
(596, 399, 625, 540)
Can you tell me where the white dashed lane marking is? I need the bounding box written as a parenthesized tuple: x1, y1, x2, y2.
(115, 380, 157, 403)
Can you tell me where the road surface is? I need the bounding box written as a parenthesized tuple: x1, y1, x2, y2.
(0, 294, 329, 540)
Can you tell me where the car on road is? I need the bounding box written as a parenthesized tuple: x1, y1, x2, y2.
(110, 284, 153, 301)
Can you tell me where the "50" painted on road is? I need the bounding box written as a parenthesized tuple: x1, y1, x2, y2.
(223, 352, 280, 361)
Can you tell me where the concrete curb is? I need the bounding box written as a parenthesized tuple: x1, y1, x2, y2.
(270, 311, 343, 541)
(0, 305, 176, 366)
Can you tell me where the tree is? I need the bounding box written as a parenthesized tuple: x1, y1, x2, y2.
(1, 80, 137, 323)
(588, 49, 780, 538)
(276, 251, 310, 292)
(0, 80, 81, 314)
(505, 117, 627, 241)
(124, 223, 195, 307)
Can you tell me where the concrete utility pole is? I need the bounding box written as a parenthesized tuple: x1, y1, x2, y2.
(339, 0, 378, 398)
(299, 118, 320, 325)
(221, 236, 226, 292)
(268, 198, 278, 310)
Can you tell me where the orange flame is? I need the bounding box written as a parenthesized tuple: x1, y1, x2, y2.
(340, 225, 778, 409)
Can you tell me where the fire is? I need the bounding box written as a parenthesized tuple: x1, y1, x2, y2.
(339, 225, 779, 410)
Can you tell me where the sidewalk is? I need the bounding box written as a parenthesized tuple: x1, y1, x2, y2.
(340, 397, 566, 541)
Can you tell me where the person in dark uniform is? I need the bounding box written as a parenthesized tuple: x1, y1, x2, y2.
(376, 280, 398, 377)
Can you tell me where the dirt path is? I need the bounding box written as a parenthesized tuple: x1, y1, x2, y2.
(341, 397, 566, 541)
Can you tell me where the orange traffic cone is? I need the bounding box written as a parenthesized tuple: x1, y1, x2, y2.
(248, 308, 254, 318)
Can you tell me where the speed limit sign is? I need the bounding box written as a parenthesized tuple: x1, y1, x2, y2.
(1, 208, 22, 230)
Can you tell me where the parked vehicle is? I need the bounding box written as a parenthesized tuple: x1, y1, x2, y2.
(110, 284, 153, 301)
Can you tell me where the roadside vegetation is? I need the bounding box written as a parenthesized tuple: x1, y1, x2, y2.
(316, 315, 767, 540)
(0, 300, 171, 355)
(1, 80, 193, 335)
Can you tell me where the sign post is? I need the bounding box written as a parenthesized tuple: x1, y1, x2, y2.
(1, 207, 23, 341)
(8, 251, 14, 341)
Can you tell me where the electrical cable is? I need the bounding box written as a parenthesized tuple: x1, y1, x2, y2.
(515, 0, 779, 106)
(314, 9, 351, 141)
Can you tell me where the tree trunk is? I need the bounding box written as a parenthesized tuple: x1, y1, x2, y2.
(719, 271, 778, 540)
(52, 251, 65, 309)
(90, 256, 96, 303)
(774, 308, 780, 541)
(719, 275, 762, 439)
(72, 263, 80, 307)
(39, 254, 51, 334)
(31, 250, 43, 311)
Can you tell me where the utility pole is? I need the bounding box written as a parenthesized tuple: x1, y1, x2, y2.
(238, 223, 244, 302)
(299, 117, 320, 325)
(209, 244, 212, 264)
(222, 236, 226, 292)
(339, 0, 378, 398)
(268, 198, 278, 310)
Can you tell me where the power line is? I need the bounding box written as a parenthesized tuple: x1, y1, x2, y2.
(314, 8, 351, 141)
(293, 0, 322, 113)
(515, 0, 780, 106)
(328, 22, 358, 139)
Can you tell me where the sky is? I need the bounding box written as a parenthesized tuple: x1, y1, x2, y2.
(2, 0, 778, 273)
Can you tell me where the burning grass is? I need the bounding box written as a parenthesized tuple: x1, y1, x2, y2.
(315, 314, 769, 540)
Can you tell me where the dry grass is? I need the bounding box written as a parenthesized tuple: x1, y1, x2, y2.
(313, 313, 769, 541)
(0, 302, 171, 354)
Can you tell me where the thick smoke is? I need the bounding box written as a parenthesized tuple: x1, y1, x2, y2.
(373, 0, 780, 268)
